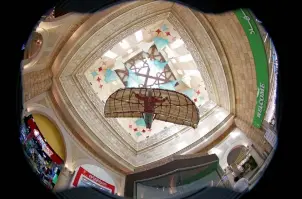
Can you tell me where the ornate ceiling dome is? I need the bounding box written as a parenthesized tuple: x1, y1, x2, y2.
(23, 0, 274, 174)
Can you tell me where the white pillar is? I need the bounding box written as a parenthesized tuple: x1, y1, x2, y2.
(53, 167, 73, 192)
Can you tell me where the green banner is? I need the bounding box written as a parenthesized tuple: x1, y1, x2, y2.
(235, 9, 269, 128)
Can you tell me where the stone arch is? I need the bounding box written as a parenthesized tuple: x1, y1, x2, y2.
(220, 142, 249, 169)
(226, 145, 247, 165)
(22, 27, 49, 74)
(25, 103, 72, 165)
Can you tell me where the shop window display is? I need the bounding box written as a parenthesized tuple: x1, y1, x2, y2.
(20, 115, 63, 190)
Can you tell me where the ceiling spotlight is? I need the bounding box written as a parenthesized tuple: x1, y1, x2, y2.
(171, 58, 177, 64)
(135, 30, 143, 42)
(170, 39, 184, 49)
(103, 50, 118, 59)
(127, 48, 133, 54)
(177, 69, 183, 75)
(119, 40, 130, 49)
(178, 54, 193, 62)
(33, 129, 39, 137)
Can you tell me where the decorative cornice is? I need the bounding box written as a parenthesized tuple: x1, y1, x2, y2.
(170, 5, 231, 112)
(167, 12, 216, 102)
(193, 12, 236, 114)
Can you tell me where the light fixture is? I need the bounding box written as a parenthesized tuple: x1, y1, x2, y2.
(243, 142, 249, 147)
(170, 39, 184, 49)
(127, 48, 133, 54)
(33, 129, 39, 137)
(135, 30, 143, 42)
(230, 130, 240, 139)
(164, 46, 179, 58)
(181, 75, 192, 88)
(103, 50, 118, 59)
(178, 54, 193, 63)
(177, 142, 186, 150)
(177, 69, 183, 75)
(184, 69, 201, 77)
(215, 112, 226, 120)
(119, 40, 130, 49)
(209, 148, 222, 155)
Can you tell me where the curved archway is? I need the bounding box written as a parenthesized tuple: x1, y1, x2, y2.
(32, 113, 66, 161)
(227, 145, 247, 166)
(22, 27, 49, 74)
(25, 103, 72, 165)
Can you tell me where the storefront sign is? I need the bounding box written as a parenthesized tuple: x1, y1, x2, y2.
(235, 9, 269, 128)
(27, 118, 63, 164)
(35, 133, 54, 157)
(72, 167, 115, 194)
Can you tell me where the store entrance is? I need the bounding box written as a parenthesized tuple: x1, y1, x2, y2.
(226, 146, 258, 180)
(20, 114, 64, 190)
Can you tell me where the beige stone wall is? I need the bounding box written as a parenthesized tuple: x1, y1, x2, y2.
(202, 12, 274, 154)
(23, 68, 53, 101)
(234, 117, 272, 153)
(197, 124, 235, 155)
(204, 12, 257, 125)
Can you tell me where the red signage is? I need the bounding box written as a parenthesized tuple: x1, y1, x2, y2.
(72, 167, 115, 194)
(26, 118, 63, 165)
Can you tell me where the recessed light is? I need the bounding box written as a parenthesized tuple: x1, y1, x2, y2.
(127, 49, 133, 54)
(177, 69, 183, 75)
(103, 50, 118, 59)
(119, 40, 130, 49)
(135, 30, 143, 42)
(178, 54, 193, 62)
(170, 39, 184, 49)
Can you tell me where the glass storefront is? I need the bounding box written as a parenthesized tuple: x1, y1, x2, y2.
(21, 115, 63, 190)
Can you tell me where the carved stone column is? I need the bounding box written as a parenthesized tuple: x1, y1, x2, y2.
(53, 167, 74, 192)
(234, 117, 272, 155)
